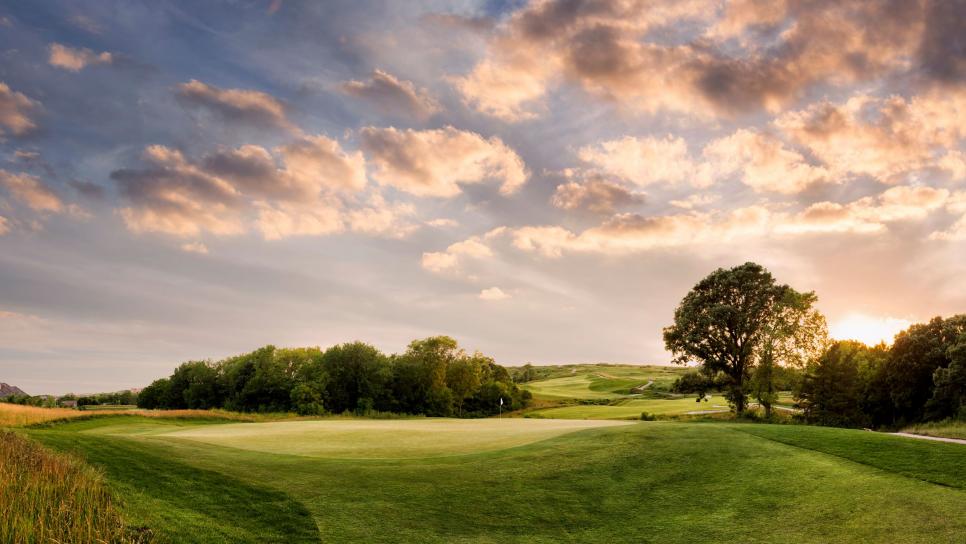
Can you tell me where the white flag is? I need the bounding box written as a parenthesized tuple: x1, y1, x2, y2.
(499, 397, 504, 406)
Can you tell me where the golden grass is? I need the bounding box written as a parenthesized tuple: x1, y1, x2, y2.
(0, 403, 278, 428)
(0, 404, 91, 427)
(0, 430, 152, 543)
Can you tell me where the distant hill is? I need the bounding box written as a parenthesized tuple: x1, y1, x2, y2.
(0, 383, 27, 398)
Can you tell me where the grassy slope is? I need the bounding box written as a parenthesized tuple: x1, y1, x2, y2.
(30, 418, 966, 544)
(520, 365, 686, 400)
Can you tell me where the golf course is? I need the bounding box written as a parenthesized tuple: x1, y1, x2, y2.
(19, 412, 966, 543)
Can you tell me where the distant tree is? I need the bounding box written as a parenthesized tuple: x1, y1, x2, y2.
(663, 262, 826, 415)
(137, 378, 172, 409)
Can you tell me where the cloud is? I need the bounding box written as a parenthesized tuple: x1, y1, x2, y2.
(775, 90, 966, 183)
(778, 185, 951, 235)
(479, 287, 510, 301)
(452, 0, 935, 121)
(0, 215, 8, 235)
(577, 135, 712, 187)
(68, 179, 107, 200)
(179, 241, 208, 254)
(345, 194, 418, 239)
(433, 184, 955, 261)
(112, 136, 369, 239)
(421, 231, 499, 273)
(254, 201, 343, 240)
(426, 218, 458, 228)
(930, 215, 966, 241)
(918, 0, 966, 85)
(572, 129, 828, 195)
(669, 193, 719, 210)
(340, 69, 441, 120)
(551, 176, 643, 213)
(0, 169, 64, 213)
(175, 79, 298, 133)
(703, 129, 829, 194)
(509, 206, 770, 257)
(359, 126, 528, 197)
(0, 82, 40, 137)
(47, 43, 113, 71)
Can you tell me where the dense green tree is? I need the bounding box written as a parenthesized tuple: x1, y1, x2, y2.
(134, 336, 529, 417)
(322, 342, 390, 414)
(169, 361, 222, 410)
(137, 378, 172, 409)
(663, 262, 825, 415)
(447, 354, 484, 417)
(799, 341, 871, 427)
(287, 348, 327, 415)
(925, 335, 966, 421)
(883, 315, 966, 425)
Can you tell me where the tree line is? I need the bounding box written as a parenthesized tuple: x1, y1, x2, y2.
(664, 262, 965, 428)
(137, 336, 531, 417)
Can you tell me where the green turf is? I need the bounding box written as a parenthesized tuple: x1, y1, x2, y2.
(520, 365, 687, 400)
(160, 418, 632, 459)
(27, 416, 966, 543)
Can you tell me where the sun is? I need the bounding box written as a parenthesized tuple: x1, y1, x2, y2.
(828, 314, 913, 346)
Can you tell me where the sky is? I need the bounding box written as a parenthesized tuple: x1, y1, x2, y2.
(0, 0, 964, 395)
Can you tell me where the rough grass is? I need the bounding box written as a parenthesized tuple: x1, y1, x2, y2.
(0, 430, 151, 543)
(901, 419, 966, 440)
(30, 418, 966, 543)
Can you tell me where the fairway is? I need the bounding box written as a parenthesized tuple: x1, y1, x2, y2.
(157, 418, 632, 458)
(528, 397, 729, 419)
(28, 416, 966, 543)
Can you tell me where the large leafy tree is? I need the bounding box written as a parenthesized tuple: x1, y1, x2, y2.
(663, 262, 826, 415)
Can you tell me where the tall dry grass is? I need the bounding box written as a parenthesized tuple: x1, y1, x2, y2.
(0, 403, 273, 428)
(0, 430, 152, 543)
(0, 404, 91, 427)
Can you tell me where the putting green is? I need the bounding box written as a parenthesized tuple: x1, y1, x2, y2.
(158, 418, 633, 459)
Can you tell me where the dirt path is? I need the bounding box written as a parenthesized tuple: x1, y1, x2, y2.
(630, 380, 654, 393)
(891, 432, 966, 445)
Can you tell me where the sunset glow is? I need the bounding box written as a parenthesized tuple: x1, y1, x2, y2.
(0, 1, 963, 394)
(829, 314, 914, 347)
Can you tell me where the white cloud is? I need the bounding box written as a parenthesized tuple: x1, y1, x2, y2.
(479, 287, 510, 301)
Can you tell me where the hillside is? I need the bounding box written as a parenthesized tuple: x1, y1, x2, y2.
(0, 383, 27, 398)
